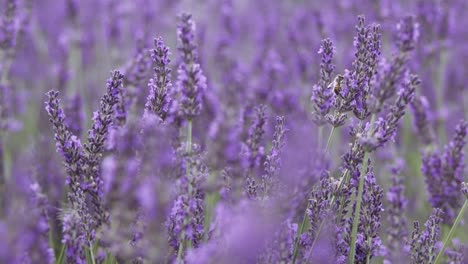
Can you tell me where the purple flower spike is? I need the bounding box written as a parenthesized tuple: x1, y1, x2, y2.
(361, 74, 419, 151)
(385, 164, 410, 263)
(311, 38, 335, 125)
(422, 120, 467, 223)
(145, 36, 173, 122)
(409, 208, 443, 264)
(45, 90, 84, 193)
(261, 116, 287, 197)
(84, 70, 124, 227)
(177, 13, 207, 121)
(0, 0, 17, 51)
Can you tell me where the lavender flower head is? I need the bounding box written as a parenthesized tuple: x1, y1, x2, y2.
(385, 164, 409, 263)
(409, 208, 443, 264)
(65, 92, 84, 137)
(177, 13, 207, 121)
(396, 15, 420, 53)
(373, 16, 419, 112)
(0, 0, 17, 51)
(410, 95, 435, 146)
(83, 70, 124, 226)
(45, 90, 84, 193)
(360, 74, 419, 152)
(350, 16, 382, 120)
(311, 38, 335, 126)
(422, 119, 467, 223)
(145, 36, 173, 121)
(261, 116, 287, 197)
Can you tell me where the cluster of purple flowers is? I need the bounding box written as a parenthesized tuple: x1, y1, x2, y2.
(1, 1, 468, 263)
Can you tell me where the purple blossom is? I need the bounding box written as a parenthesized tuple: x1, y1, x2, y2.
(349, 16, 381, 120)
(83, 70, 124, 227)
(0, 0, 17, 51)
(409, 208, 443, 264)
(65, 92, 83, 136)
(45, 90, 84, 193)
(311, 38, 335, 125)
(261, 116, 286, 197)
(385, 165, 410, 263)
(360, 74, 419, 151)
(145, 36, 173, 121)
(410, 95, 436, 145)
(177, 13, 207, 120)
(422, 120, 467, 223)
(373, 16, 419, 112)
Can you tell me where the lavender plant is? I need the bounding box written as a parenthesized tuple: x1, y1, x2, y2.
(0, 2, 467, 264)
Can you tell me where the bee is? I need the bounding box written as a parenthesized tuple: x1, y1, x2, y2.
(328, 74, 345, 96)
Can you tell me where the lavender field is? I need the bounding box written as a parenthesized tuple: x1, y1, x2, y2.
(1, 0, 468, 263)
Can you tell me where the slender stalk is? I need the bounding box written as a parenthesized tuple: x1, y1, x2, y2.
(348, 114, 376, 264)
(325, 126, 336, 152)
(177, 120, 193, 261)
(89, 243, 97, 264)
(56, 243, 66, 264)
(348, 151, 370, 264)
(366, 237, 372, 264)
(434, 199, 468, 264)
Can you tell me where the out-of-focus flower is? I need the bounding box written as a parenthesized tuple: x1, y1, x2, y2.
(65, 92, 83, 137)
(177, 13, 207, 121)
(261, 116, 286, 197)
(373, 16, 419, 112)
(385, 164, 410, 263)
(410, 95, 436, 146)
(422, 119, 467, 223)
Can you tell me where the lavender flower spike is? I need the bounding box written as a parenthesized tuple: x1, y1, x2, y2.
(385, 165, 409, 263)
(177, 13, 207, 120)
(409, 208, 443, 264)
(311, 38, 335, 126)
(374, 16, 419, 111)
(422, 119, 467, 223)
(410, 95, 435, 146)
(361, 74, 419, 151)
(83, 70, 124, 226)
(0, 0, 17, 51)
(262, 116, 287, 197)
(145, 36, 173, 121)
(45, 90, 84, 194)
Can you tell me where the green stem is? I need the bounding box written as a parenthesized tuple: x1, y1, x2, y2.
(177, 120, 193, 261)
(56, 243, 66, 264)
(89, 243, 97, 264)
(325, 126, 336, 153)
(291, 210, 309, 263)
(434, 199, 468, 264)
(366, 237, 372, 264)
(349, 114, 375, 264)
(348, 151, 370, 264)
